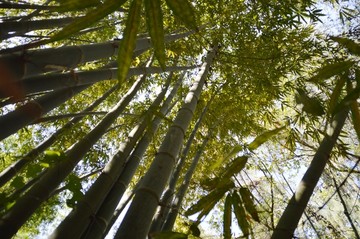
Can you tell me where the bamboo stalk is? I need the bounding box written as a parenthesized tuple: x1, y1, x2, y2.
(0, 72, 146, 238)
(50, 71, 173, 239)
(86, 74, 183, 239)
(271, 108, 349, 239)
(114, 46, 217, 238)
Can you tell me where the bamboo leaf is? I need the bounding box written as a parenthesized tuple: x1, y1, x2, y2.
(296, 89, 325, 116)
(209, 145, 243, 171)
(309, 61, 355, 83)
(224, 193, 232, 239)
(347, 80, 360, 139)
(26, 164, 43, 178)
(189, 224, 201, 237)
(330, 36, 360, 56)
(185, 181, 234, 216)
(232, 191, 250, 236)
(150, 231, 188, 239)
(65, 174, 84, 208)
(165, 0, 198, 30)
(145, 0, 166, 69)
(117, 0, 142, 84)
(222, 156, 248, 180)
(248, 126, 286, 150)
(349, 99, 360, 139)
(239, 188, 260, 222)
(333, 86, 360, 114)
(185, 190, 220, 216)
(51, 0, 127, 42)
(44, 150, 65, 164)
(328, 76, 346, 115)
(207, 156, 248, 190)
(195, 197, 219, 222)
(10, 176, 25, 190)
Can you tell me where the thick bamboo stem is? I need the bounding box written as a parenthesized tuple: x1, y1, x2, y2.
(271, 109, 349, 239)
(0, 84, 89, 141)
(0, 73, 146, 238)
(50, 72, 173, 239)
(114, 46, 217, 239)
(88, 74, 184, 239)
(2, 65, 195, 98)
(0, 84, 119, 188)
(0, 17, 76, 40)
(0, 30, 194, 78)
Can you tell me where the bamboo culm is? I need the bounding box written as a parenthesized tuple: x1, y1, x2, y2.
(83, 73, 184, 239)
(114, 46, 217, 239)
(163, 130, 212, 231)
(2, 65, 195, 98)
(0, 17, 77, 40)
(0, 83, 119, 188)
(0, 84, 90, 141)
(50, 71, 175, 239)
(151, 102, 210, 232)
(0, 30, 194, 78)
(271, 108, 349, 239)
(0, 73, 147, 238)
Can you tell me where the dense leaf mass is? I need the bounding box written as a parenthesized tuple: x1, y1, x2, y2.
(0, 0, 359, 238)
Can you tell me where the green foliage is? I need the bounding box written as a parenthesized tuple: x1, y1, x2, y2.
(54, 0, 102, 12)
(185, 181, 234, 217)
(328, 75, 346, 115)
(330, 36, 360, 56)
(347, 80, 360, 139)
(204, 156, 248, 190)
(1, 0, 360, 238)
(117, 0, 142, 83)
(309, 61, 355, 83)
(145, 0, 165, 69)
(165, 0, 198, 30)
(248, 126, 286, 150)
(232, 191, 250, 237)
(26, 164, 43, 179)
(43, 150, 66, 167)
(65, 174, 84, 208)
(333, 85, 360, 114)
(10, 176, 25, 190)
(295, 88, 325, 116)
(239, 188, 260, 222)
(189, 223, 201, 237)
(50, 0, 127, 42)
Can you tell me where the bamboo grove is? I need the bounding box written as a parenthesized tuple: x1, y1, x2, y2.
(0, 0, 359, 238)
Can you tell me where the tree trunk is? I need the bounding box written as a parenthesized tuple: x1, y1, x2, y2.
(151, 101, 210, 232)
(5, 65, 194, 97)
(82, 72, 184, 239)
(0, 73, 147, 238)
(163, 129, 212, 231)
(31, 111, 108, 124)
(0, 17, 77, 40)
(271, 108, 349, 239)
(0, 30, 195, 78)
(0, 83, 119, 188)
(114, 46, 217, 239)
(0, 84, 89, 141)
(49, 71, 175, 239)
